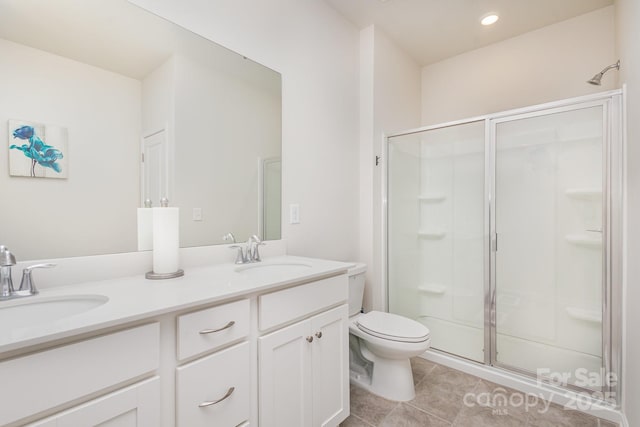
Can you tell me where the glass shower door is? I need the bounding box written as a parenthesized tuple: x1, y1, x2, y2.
(493, 105, 605, 389)
(388, 121, 486, 362)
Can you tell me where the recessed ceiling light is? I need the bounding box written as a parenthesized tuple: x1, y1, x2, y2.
(481, 14, 499, 26)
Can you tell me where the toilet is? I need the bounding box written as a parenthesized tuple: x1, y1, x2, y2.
(347, 263, 431, 401)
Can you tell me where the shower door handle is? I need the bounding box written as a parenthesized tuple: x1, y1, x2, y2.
(491, 233, 498, 252)
(586, 229, 602, 233)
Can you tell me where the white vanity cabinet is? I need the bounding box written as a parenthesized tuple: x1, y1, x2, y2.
(0, 258, 350, 427)
(258, 275, 349, 427)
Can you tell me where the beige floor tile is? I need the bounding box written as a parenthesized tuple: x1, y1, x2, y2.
(349, 384, 398, 426)
(410, 357, 437, 385)
(408, 380, 468, 422)
(425, 365, 480, 391)
(380, 403, 452, 427)
(347, 359, 616, 427)
(453, 404, 528, 427)
(340, 414, 375, 427)
(528, 403, 600, 427)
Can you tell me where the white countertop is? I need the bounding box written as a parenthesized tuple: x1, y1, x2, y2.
(0, 255, 352, 354)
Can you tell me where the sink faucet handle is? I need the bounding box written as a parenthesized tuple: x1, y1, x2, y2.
(222, 232, 236, 244)
(253, 242, 266, 262)
(229, 245, 247, 265)
(0, 245, 16, 266)
(18, 263, 56, 295)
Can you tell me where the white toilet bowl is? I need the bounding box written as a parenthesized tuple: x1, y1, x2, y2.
(347, 264, 431, 401)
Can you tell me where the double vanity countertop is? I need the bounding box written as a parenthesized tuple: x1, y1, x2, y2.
(0, 255, 352, 355)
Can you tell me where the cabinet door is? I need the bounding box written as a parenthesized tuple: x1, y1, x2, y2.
(259, 319, 313, 427)
(176, 342, 250, 427)
(310, 305, 349, 427)
(29, 377, 160, 427)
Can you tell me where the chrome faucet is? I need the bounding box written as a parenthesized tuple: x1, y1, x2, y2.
(248, 235, 265, 262)
(0, 246, 56, 300)
(228, 234, 266, 264)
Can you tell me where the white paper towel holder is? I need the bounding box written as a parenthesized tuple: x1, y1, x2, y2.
(146, 197, 184, 280)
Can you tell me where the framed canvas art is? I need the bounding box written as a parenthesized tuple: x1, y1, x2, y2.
(8, 119, 67, 179)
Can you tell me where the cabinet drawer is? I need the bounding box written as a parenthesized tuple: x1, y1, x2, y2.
(176, 342, 250, 427)
(177, 299, 250, 361)
(0, 323, 159, 427)
(259, 274, 347, 331)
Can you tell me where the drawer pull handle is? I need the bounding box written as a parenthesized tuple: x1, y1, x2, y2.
(199, 321, 235, 335)
(306, 336, 314, 343)
(199, 386, 235, 407)
(315, 331, 323, 339)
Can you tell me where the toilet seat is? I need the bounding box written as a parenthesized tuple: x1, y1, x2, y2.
(356, 311, 430, 343)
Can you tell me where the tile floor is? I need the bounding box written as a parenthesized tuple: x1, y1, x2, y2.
(340, 358, 618, 427)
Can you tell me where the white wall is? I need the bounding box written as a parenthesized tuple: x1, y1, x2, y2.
(359, 26, 422, 311)
(131, 0, 360, 262)
(0, 39, 140, 260)
(421, 6, 616, 126)
(615, 0, 640, 424)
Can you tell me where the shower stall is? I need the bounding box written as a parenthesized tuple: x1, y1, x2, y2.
(386, 91, 623, 402)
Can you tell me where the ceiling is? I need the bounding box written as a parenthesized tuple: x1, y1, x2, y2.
(323, 0, 615, 66)
(0, 0, 277, 84)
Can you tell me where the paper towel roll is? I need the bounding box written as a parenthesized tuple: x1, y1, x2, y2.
(137, 208, 153, 251)
(152, 207, 179, 274)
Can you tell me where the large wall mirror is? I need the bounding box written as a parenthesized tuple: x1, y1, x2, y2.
(0, 0, 282, 261)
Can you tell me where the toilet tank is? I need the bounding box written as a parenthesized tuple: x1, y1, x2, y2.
(347, 263, 367, 317)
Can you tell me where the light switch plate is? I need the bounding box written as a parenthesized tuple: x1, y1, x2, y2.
(193, 207, 203, 221)
(289, 204, 300, 224)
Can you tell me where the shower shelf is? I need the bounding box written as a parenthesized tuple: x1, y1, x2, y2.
(418, 230, 446, 239)
(565, 188, 602, 199)
(565, 234, 602, 248)
(417, 284, 446, 295)
(418, 194, 446, 203)
(566, 307, 601, 324)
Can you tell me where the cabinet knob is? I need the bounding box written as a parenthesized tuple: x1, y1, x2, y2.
(306, 336, 314, 343)
(199, 320, 235, 335)
(199, 386, 235, 407)
(315, 331, 323, 339)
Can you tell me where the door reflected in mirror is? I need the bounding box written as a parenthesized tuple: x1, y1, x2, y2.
(0, 0, 282, 261)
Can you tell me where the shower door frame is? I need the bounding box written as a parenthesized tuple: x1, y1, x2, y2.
(384, 89, 624, 406)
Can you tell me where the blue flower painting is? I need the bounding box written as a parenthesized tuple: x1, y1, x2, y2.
(8, 120, 67, 178)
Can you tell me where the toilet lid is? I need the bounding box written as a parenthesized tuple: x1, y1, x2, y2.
(356, 311, 430, 343)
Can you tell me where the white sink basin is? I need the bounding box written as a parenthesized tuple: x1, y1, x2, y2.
(234, 262, 313, 276)
(0, 295, 109, 329)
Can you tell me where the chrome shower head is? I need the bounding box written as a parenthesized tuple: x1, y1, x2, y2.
(587, 73, 604, 86)
(587, 60, 620, 85)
